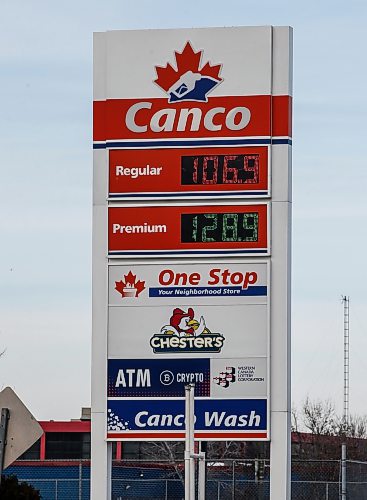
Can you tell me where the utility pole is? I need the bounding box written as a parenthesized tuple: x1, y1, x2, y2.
(341, 295, 350, 500)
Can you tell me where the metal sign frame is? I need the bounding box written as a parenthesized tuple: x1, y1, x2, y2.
(92, 25, 292, 500)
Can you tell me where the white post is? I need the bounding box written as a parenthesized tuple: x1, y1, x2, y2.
(78, 461, 82, 500)
(91, 31, 110, 500)
(184, 384, 189, 500)
(269, 157, 292, 500)
(341, 443, 347, 500)
(185, 383, 195, 500)
(197, 453, 206, 500)
(91, 199, 111, 500)
(269, 26, 292, 500)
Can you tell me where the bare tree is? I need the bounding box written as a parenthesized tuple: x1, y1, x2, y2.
(138, 441, 185, 485)
(302, 397, 338, 435)
(207, 441, 248, 460)
(293, 398, 367, 460)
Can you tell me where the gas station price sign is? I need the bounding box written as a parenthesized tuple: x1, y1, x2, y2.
(108, 204, 268, 257)
(109, 146, 268, 200)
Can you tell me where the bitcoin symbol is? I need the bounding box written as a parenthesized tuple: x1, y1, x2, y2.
(160, 370, 174, 385)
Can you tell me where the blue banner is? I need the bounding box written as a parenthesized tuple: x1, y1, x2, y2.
(149, 286, 267, 297)
(108, 358, 210, 397)
(107, 399, 267, 432)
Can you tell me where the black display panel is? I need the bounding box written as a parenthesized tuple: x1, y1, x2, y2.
(181, 154, 259, 185)
(181, 212, 259, 243)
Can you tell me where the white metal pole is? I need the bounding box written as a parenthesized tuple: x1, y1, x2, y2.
(185, 384, 195, 500)
(341, 443, 347, 500)
(185, 385, 190, 500)
(190, 385, 195, 500)
(269, 26, 292, 500)
(91, 162, 110, 500)
(91, 32, 111, 500)
(197, 454, 205, 500)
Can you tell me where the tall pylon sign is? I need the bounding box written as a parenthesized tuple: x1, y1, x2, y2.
(92, 26, 292, 499)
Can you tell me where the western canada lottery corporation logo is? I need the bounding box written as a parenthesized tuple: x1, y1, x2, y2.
(154, 41, 223, 103)
(213, 367, 236, 388)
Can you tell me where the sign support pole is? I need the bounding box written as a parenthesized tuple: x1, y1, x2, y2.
(269, 26, 292, 500)
(196, 452, 206, 500)
(0, 408, 9, 485)
(269, 200, 291, 499)
(91, 142, 110, 499)
(185, 384, 195, 500)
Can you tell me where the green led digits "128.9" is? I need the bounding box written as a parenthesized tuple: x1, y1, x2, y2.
(181, 212, 259, 243)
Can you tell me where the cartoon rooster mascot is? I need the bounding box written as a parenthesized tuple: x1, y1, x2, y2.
(160, 308, 210, 337)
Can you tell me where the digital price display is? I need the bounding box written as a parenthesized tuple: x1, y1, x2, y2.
(181, 154, 259, 185)
(109, 146, 268, 199)
(181, 212, 259, 243)
(108, 204, 268, 257)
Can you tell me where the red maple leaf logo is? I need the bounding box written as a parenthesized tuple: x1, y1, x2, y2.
(154, 41, 222, 93)
(115, 271, 146, 298)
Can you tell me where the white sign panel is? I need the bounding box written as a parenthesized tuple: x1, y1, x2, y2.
(108, 262, 268, 306)
(106, 262, 269, 440)
(211, 358, 267, 398)
(108, 262, 268, 358)
(108, 304, 267, 358)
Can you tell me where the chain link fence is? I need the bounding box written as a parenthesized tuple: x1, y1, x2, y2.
(4, 462, 90, 500)
(5, 458, 367, 499)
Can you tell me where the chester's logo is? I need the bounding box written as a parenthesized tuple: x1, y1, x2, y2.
(154, 42, 223, 103)
(150, 307, 225, 353)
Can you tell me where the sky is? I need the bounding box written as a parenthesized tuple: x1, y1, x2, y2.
(0, 0, 366, 421)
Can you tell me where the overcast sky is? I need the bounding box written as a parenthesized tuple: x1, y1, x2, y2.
(0, 0, 366, 420)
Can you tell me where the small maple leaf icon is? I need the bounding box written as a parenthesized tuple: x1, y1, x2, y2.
(115, 271, 146, 298)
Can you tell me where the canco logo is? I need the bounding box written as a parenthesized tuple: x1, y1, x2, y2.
(150, 307, 225, 353)
(125, 42, 251, 134)
(154, 41, 223, 103)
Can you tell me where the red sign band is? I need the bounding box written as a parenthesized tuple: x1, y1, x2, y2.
(109, 146, 268, 199)
(108, 204, 268, 257)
